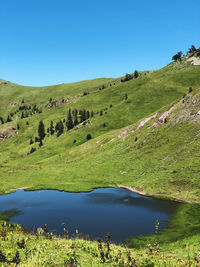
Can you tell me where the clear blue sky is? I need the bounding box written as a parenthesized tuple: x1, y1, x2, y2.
(0, 0, 199, 86)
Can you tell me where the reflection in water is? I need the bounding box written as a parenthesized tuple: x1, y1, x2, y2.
(0, 188, 179, 243)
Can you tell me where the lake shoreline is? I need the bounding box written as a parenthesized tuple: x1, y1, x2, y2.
(1, 184, 199, 204)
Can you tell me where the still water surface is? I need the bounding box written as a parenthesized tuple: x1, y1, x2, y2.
(0, 188, 179, 242)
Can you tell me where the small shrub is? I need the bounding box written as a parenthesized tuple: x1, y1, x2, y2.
(86, 134, 92, 140)
(29, 147, 36, 154)
(134, 70, 139, 78)
(189, 87, 192, 93)
(30, 139, 34, 145)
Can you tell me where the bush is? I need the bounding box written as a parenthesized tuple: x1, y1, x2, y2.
(134, 70, 139, 78)
(189, 87, 192, 93)
(86, 134, 92, 140)
(30, 139, 34, 145)
(29, 147, 36, 154)
(121, 73, 133, 82)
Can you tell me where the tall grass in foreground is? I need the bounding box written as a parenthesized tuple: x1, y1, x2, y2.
(0, 220, 200, 266)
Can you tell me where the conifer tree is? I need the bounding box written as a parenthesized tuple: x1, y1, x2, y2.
(66, 109, 74, 130)
(6, 115, 12, 122)
(38, 120, 45, 140)
(55, 122, 59, 132)
(74, 109, 79, 126)
(86, 110, 90, 120)
(82, 109, 87, 122)
(134, 70, 139, 78)
(0, 117, 4, 124)
(57, 120, 64, 137)
(50, 121, 54, 135)
(30, 138, 33, 145)
(39, 139, 43, 147)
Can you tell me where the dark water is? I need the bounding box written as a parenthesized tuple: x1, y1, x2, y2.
(0, 188, 179, 243)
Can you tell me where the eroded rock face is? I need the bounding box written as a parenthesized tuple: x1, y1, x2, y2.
(0, 126, 17, 142)
(186, 56, 200, 66)
(45, 97, 78, 109)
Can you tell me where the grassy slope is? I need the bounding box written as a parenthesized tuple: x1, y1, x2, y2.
(0, 62, 200, 202)
(0, 220, 200, 266)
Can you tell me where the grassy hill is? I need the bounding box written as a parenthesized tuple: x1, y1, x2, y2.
(0, 54, 200, 266)
(0, 56, 200, 202)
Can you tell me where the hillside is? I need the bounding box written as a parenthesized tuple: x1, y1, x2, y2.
(0, 55, 200, 202)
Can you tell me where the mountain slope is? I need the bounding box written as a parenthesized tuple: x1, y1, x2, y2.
(0, 58, 200, 202)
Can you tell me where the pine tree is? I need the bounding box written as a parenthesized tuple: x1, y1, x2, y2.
(134, 70, 139, 78)
(86, 110, 90, 120)
(6, 115, 12, 122)
(50, 121, 54, 135)
(21, 112, 24, 119)
(55, 122, 59, 132)
(38, 120, 45, 140)
(30, 138, 34, 145)
(91, 111, 94, 117)
(0, 117, 4, 124)
(74, 109, 79, 126)
(125, 93, 128, 100)
(57, 120, 64, 137)
(86, 134, 92, 140)
(66, 109, 74, 130)
(82, 109, 87, 122)
(39, 139, 43, 147)
(29, 147, 36, 154)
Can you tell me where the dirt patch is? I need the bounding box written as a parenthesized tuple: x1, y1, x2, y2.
(137, 113, 157, 130)
(117, 184, 146, 196)
(118, 126, 134, 141)
(153, 100, 182, 128)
